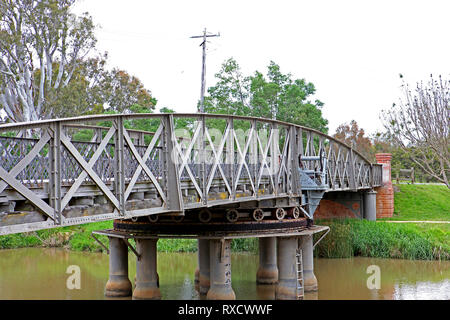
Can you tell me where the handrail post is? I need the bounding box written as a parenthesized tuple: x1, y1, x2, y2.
(114, 117, 125, 216)
(226, 118, 235, 200)
(271, 123, 279, 195)
(201, 115, 207, 205)
(290, 125, 300, 196)
(49, 122, 62, 224)
(162, 114, 183, 213)
(348, 149, 357, 190)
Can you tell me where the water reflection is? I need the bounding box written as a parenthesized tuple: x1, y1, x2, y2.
(0, 248, 448, 300)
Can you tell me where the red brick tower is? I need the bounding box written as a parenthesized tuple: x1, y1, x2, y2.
(375, 153, 394, 218)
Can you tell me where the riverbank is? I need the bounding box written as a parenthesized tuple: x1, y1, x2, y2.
(0, 220, 258, 253)
(314, 184, 449, 261)
(313, 219, 449, 260)
(0, 185, 447, 258)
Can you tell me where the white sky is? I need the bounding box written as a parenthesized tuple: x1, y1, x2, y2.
(73, 0, 450, 135)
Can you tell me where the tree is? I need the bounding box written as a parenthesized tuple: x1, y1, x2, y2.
(41, 55, 108, 118)
(333, 120, 373, 160)
(101, 69, 156, 113)
(203, 58, 328, 133)
(382, 75, 450, 187)
(0, 0, 97, 122)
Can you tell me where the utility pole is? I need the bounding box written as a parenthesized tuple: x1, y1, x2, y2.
(190, 28, 220, 113)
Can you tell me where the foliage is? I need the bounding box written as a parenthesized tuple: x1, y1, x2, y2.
(381, 74, 450, 187)
(372, 131, 440, 183)
(204, 58, 328, 133)
(0, 0, 96, 122)
(315, 219, 449, 260)
(101, 69, 156, 113)
(333, 120, 374, 160)
(0, 1, 157, 123)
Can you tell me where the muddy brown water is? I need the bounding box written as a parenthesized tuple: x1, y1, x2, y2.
(0, 248, 448, 300)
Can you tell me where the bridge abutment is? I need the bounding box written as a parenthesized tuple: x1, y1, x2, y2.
(132, 239, 161, 300)
(207, 239, 236, 300)
(104, 237, 132, 297)
(257, 237, 278, 284)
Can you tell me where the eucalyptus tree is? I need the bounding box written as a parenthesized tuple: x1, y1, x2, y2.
(0, 0, 96, 122)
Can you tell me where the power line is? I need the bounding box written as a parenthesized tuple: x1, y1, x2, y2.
(190, 28, 220, 113)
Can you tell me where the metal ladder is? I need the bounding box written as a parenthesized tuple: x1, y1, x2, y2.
(296, 248, 305, 300)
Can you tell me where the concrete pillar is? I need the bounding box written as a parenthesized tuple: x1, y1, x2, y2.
(364, 190, 377, 221)
(198, 239, 210, 295)
(275, 236, 298, 300)
(300, 235, 318, 292)
(132, 239, 161, 300)
(207, 239, 235, 300)
(105, 237, 132, 297)
(375, 153, 394, 218)
(257, 237, 278, 284)
(194, 241, 200, 287)
(194, 269, 199, 285)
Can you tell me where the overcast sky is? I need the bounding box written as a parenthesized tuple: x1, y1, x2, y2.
(73, 0, 450, 135)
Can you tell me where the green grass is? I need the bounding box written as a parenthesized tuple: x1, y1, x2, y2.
(0, 220, 258, 253)
(1, 184, 448, 257)
(314, 219, 450, 260)
(385, 184, 450, 221)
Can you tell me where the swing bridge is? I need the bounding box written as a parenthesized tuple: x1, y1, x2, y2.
(0, 113, 383, 236)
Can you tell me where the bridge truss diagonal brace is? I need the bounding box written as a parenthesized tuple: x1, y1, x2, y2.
(122, 125, 167, 204)
(60, 126, 117, 212)
(233, 124, 256, 196)
(60, 130, 121, 212)
(0, 129, 55, 221)
(277, 129, 290, 192)
(0, 166, 56, 221)
(255, 126, 275, 194)
(205, 123, 232, 196)
(0, 130, 51, 194)
(175, 121, 203, 199)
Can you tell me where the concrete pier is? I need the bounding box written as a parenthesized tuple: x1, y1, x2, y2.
(207, 239, 235, 300)
(132, 239, 161, 300)
(257, 237, 278, 284)
(300, 235, 318, 292)
(275, 236, 298, 300)
(198, 239, 211, 295)
(105, 237, 132, 297)
(364, 190, 377, 221)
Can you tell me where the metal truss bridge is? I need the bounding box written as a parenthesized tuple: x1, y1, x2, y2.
(0, 113, 382, 235)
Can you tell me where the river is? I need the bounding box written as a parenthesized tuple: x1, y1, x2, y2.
(0, 248, 448, 300)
